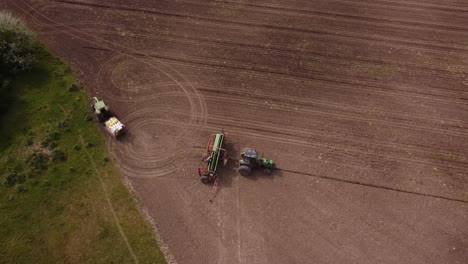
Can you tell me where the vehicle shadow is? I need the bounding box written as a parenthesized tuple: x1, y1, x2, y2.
(216, 141, 237, 189)
(116, 130, 134, 143)
(237, 166, 283, 182)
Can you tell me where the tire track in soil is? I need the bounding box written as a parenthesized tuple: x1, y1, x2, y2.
(54, 0, 468, 53)
(78, 34, 466, 105)
(74, 28, 467, 93)
(236, 176, 243, 264)
(44, 20, 466, 77)
(87, 49, 207, 180)
(340, 0, 468, 13)
(178, 0, 468, 33)
(198, 86, 467, 132)
(143, 52, 468, 107)
(81, 45, 468, 108)
(93, 54, 203, 179)
(94, 54, 184, 101)
(33, 1, 468, 96)
(200, 93, 468, 138)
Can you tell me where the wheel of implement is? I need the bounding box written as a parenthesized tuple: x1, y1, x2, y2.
(200, 175, 211, 184)
(238, 165, 252, 176)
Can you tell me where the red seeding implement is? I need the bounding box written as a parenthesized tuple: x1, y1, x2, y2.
(198, 132, 228, 185)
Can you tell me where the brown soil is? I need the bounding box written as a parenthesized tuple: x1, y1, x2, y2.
(5, 0, 468, 263)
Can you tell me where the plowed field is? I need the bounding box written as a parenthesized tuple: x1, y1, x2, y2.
(5, 0, 468, 263)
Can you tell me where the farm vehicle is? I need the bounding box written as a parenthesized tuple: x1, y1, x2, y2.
(91, 97, 126, 138)
(198, 132, 227, 184)
(238, 148, 275, 176)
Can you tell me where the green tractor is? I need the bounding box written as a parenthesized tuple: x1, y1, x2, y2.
(238, 148, 274, 176)
(92, 97, 112, 122)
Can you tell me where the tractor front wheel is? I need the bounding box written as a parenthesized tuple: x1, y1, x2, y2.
(263, 168, 272, 175)
(238, 165, 252, 176)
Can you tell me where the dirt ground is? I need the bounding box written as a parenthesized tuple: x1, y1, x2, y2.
(4, 0, 468, 263)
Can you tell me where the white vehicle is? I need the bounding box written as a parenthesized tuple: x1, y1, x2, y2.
(104, 117, 125, 138)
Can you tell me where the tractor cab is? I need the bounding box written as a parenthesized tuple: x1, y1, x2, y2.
(92, 97, 112, 122)
(240, 148, 259, 161)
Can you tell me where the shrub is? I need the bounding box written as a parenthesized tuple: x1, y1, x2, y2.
(51, 149, 67, 162)
(41, 130, 60, 148)
(49, 141, 58, 149)
(15, 184, 27, 193)
(48, 130, 60, 141)
(25, 136, 34, 146)
(27, 151, 49, 172)
(0, 12, 38, 75)
(68, 83, 79, 92)
(41, 137, 52, 148)
(3, 171, 26, 187)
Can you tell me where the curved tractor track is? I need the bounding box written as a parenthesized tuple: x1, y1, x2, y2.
(5, 0, 468, 263)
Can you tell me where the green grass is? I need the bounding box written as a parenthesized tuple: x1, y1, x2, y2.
(0, 45, 166, 263)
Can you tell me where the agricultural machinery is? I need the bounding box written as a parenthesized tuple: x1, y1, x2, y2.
(238, 148, 275, 176)
(91, 97, 126, 138)
(92, 97, 112, 122)
(198, 132, 227, 184)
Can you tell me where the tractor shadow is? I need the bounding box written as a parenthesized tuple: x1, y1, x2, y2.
(238, 167, 283, 182)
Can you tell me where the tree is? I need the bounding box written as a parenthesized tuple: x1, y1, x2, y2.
(0, 12, 38, 76)
(0, 12, 38, 114)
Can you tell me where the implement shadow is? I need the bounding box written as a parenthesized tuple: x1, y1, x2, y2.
(216, 141, 237, 189)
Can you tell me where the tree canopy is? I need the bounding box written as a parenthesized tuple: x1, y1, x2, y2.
(0, 12, 38, 76)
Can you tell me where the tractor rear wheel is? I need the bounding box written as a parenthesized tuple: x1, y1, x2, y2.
(238, 165, 252, 176)
(200, 175, 211, 184)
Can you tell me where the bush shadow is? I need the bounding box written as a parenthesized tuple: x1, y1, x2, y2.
(0, 64, 52, 152)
